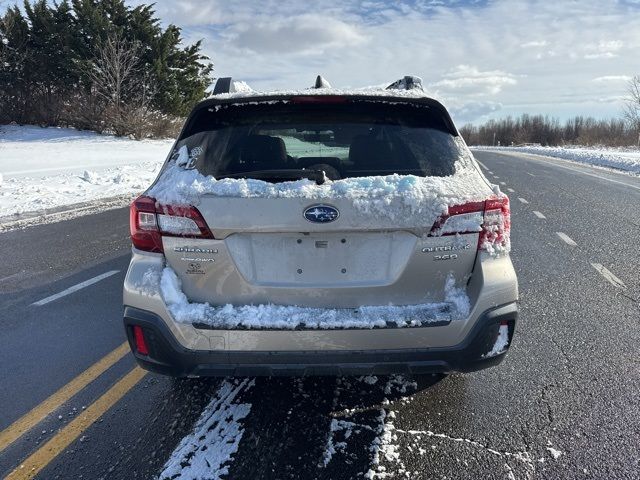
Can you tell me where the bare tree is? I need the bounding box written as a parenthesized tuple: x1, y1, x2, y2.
(623, 75, 640, 147)
(84, 33, 156, 138)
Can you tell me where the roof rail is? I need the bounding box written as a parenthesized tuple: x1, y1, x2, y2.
(213, 77, 233, 94)
(312, 75, 332, 89)
(386, 75, 423, 91)
(212, 77, 253, 95)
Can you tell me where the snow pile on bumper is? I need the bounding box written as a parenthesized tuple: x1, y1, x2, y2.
(158, 267, 470, 330)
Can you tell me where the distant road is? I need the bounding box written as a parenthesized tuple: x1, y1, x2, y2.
(1, 151, 639, 479)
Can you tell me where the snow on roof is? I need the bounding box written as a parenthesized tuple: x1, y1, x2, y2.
(207, 86, 434, 103)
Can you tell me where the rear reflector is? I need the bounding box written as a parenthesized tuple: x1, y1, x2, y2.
(129, 196, 214, 253)
(132, 325, 149, 355)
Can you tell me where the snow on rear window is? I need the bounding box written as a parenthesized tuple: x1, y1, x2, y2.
(148, 137, 493, 226)
(175, 101, 461, 181)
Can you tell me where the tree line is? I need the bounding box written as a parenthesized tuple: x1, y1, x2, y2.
(459, 114, 638, 147)
(460, 76, 640, 147)
(0, 0, 213, 138)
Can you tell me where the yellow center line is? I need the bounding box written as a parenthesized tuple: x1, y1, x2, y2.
(0, 341, 130, 453)
(7, 367, 147, 480)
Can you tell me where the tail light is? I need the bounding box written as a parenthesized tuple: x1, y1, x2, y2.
(479, 196, 510, 253)
(132, 325, 149, 355)
(430, 196, 511, 252)
(129, 195, 213, 253)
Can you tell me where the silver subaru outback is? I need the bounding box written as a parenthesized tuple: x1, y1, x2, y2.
(123, 76, 518, 377)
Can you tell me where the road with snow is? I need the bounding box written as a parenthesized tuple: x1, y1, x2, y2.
(1, 150, 639, 479)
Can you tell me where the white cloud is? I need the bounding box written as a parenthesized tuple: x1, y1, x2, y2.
(448, 101, 503, 125)
(229, 15, 366, 54)
(521, 40, 548, 48)
(129, 0, 640, 123)
(592, 75, 632, 83)
(583, 40, 625, 59)
(430, 65, 518, 96)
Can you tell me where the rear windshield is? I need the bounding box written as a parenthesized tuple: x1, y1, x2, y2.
(171, 100, 464, 182)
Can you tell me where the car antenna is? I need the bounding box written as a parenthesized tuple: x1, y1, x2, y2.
(313, 75, 332, 89)
(386, 75, 423, 91)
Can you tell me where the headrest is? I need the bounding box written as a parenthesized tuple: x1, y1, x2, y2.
(240, 135, 287, 167)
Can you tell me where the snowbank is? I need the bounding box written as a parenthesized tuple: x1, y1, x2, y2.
(158, 266, 470, 329)
(0, 125, 172, 219)
(473, 145, 640, 175)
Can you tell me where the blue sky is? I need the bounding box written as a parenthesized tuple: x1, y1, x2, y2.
(7, 0, 640, 124)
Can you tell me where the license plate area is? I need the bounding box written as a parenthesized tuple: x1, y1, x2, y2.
(226, 232, 416, 287)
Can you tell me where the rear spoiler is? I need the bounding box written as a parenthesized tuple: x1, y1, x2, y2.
(183, 96, 458, 140)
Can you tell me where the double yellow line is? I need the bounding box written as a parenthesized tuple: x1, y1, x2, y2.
(0, 342, 147, 479)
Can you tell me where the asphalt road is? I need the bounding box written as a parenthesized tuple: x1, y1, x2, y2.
(1, 150, 639, 480)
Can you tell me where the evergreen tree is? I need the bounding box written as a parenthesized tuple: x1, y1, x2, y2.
(0, 0, 213, 136)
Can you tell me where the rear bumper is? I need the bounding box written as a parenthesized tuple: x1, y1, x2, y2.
(123, 302, 517, 377)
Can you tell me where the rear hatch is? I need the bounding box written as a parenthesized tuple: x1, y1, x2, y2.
(136, 96, 507, 311)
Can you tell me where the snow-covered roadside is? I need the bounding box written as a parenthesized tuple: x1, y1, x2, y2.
(0, 125, 172, 220)
(472, 145, 640, 175)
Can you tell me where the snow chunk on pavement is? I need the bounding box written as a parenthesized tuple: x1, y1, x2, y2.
(546, 447, 562, 459)
(159, 378, 253, 480)
(159, 266, 470, 329)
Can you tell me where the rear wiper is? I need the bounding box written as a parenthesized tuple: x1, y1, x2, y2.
(217, 169, 328, 184)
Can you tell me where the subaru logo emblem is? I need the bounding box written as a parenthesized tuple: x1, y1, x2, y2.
(303, 204, 339, 223)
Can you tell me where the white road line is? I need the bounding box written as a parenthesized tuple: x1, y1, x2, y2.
(556, 232, 577, 247)
(532, 211, 546, 219)
(527, 172, 536, 177)
(32, 270, 120, 306)
(518, 197, 529, 204)
(500, 181, 506, 185)
(0, 271, 26, 284)
(590, 263, 626, 289)
(507, 188, 515, 193)
(493, 176, 500, 179)
(476, 160, 488, 169)
(488, 171, 494, 174)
